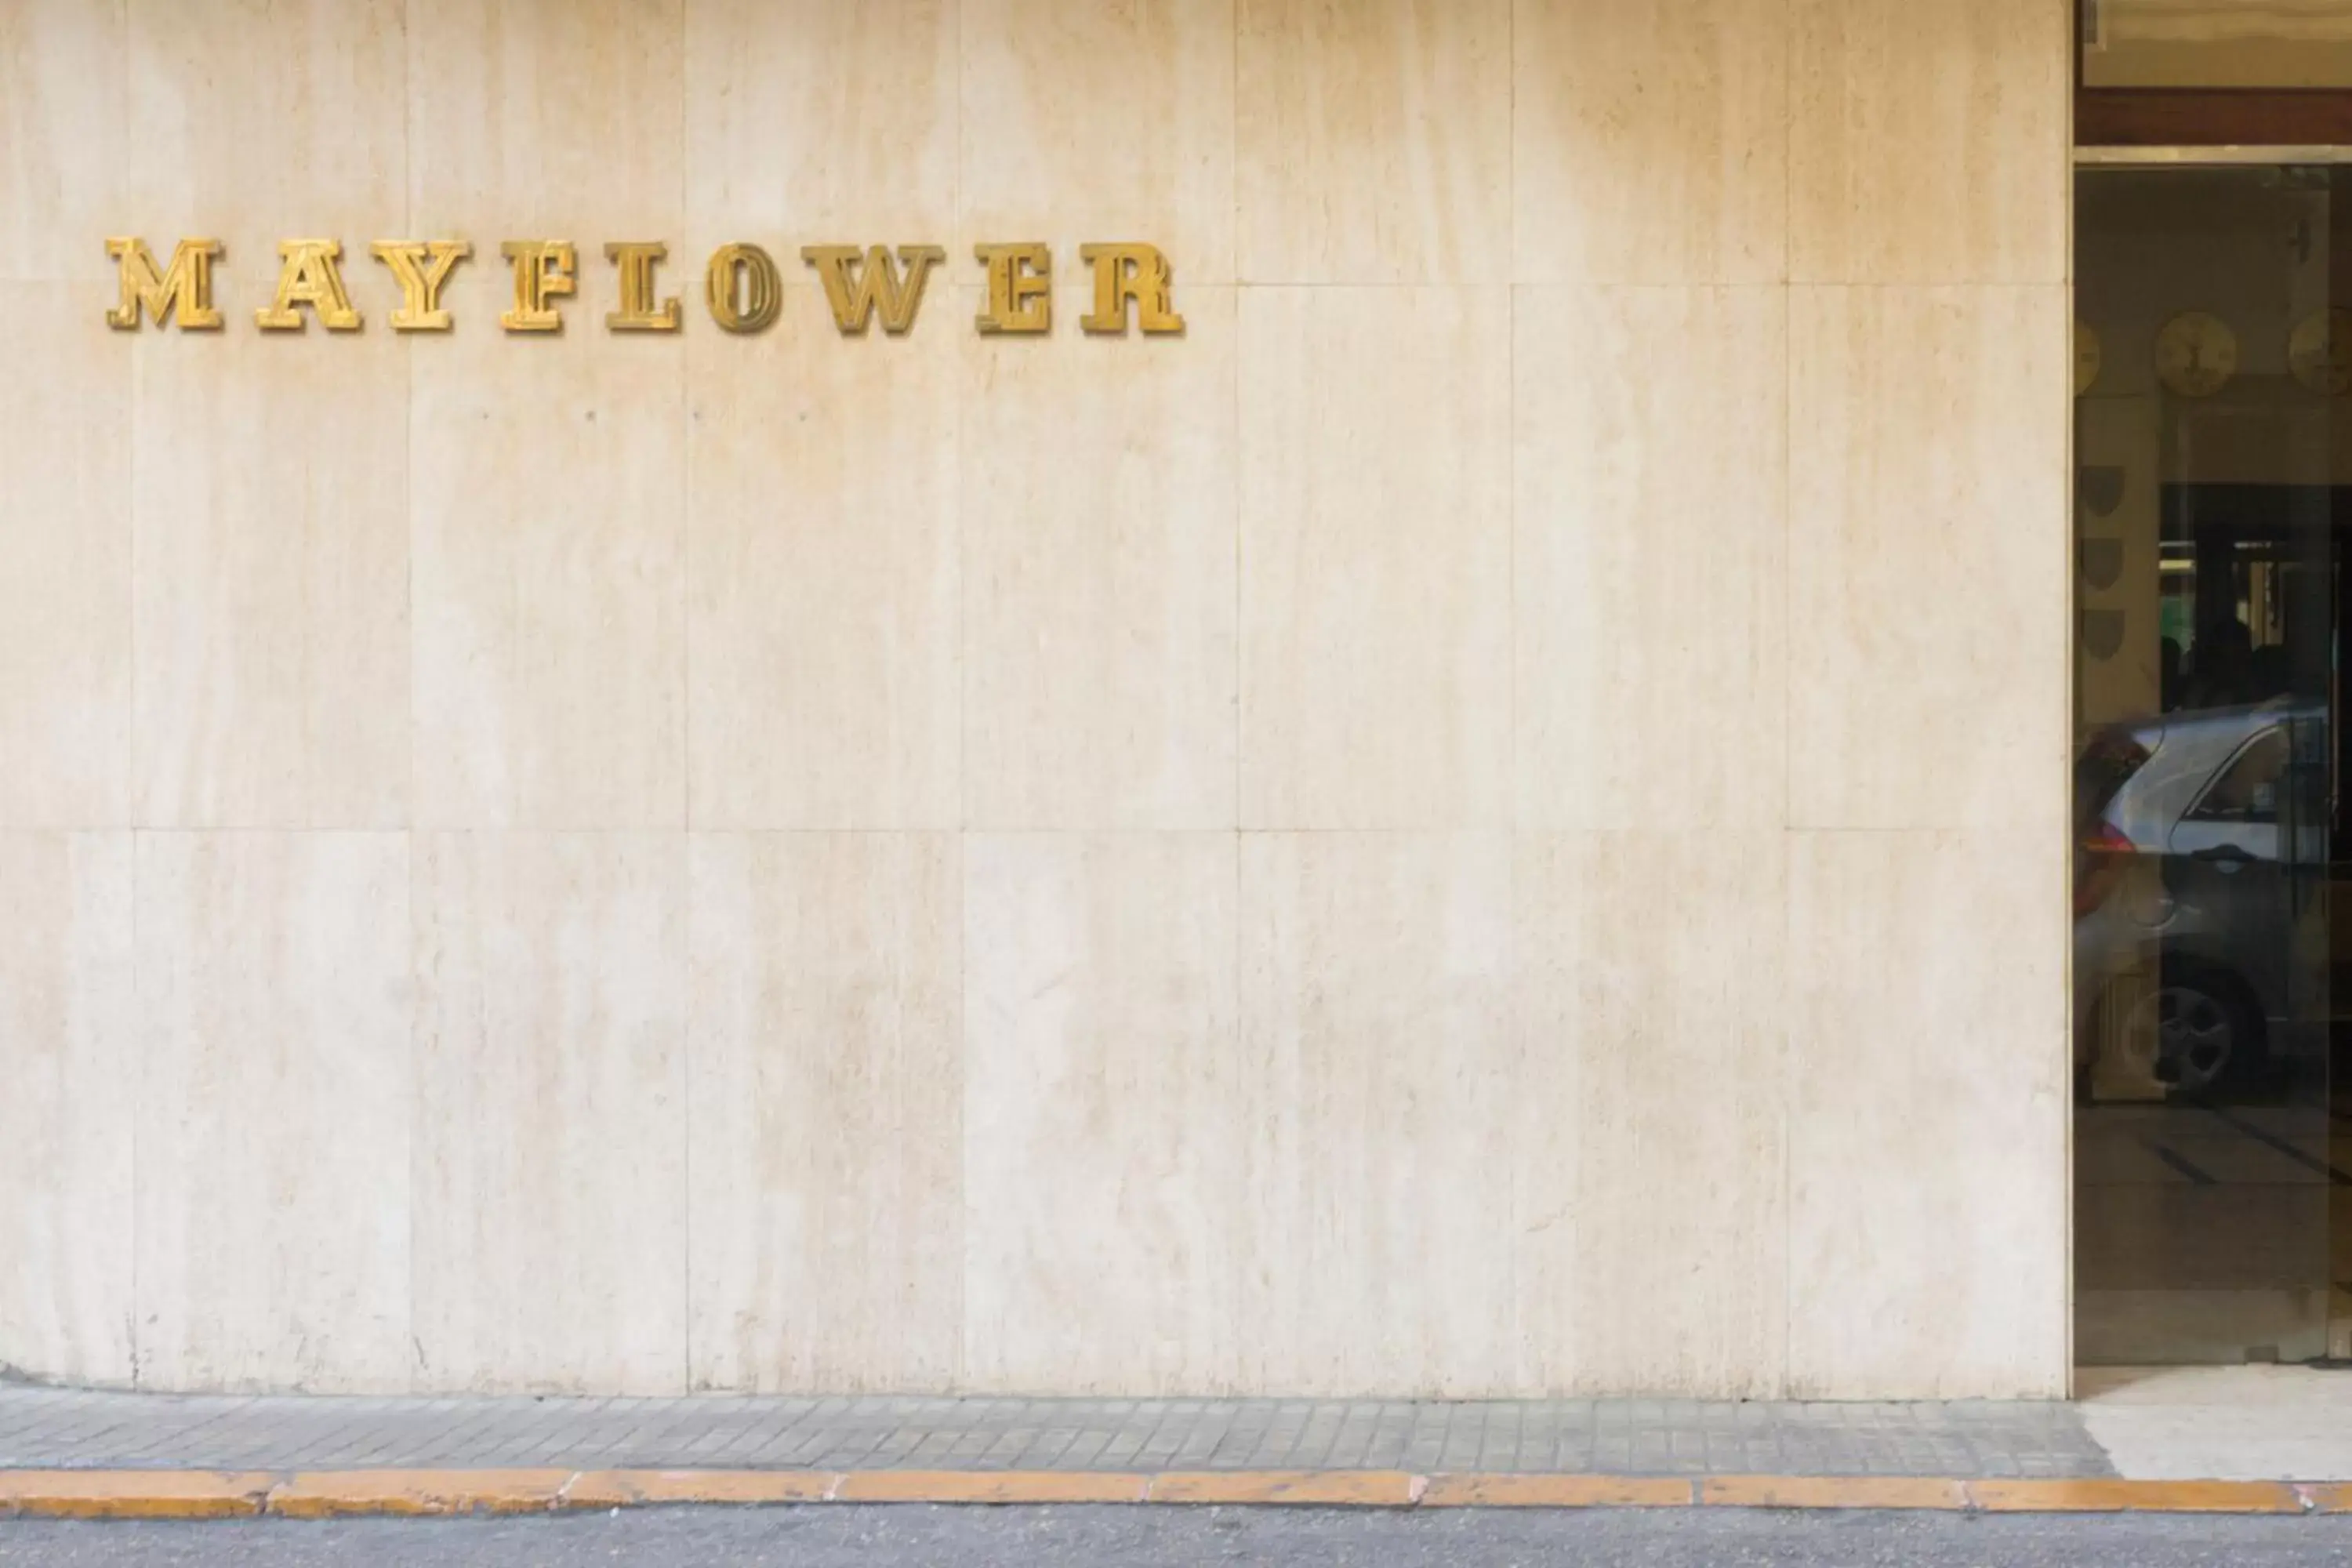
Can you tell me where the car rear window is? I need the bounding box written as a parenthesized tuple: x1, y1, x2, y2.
(2187, 726, 2288, 823)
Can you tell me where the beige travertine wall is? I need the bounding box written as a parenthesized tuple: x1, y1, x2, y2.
(0, 0, 2071, 1396)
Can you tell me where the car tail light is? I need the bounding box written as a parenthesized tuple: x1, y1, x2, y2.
(2075, 822, 2136, 916)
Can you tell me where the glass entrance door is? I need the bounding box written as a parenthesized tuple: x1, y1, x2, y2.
(2074, 162, 2350, 1366)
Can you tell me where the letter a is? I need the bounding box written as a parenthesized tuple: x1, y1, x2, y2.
(256, 239, 363, 331)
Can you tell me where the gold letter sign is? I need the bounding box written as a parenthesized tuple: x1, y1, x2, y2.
(105, 237, 223, 330)
(973, 242, 1051, 335)
(705, 243, 782, 334)
(499, 240, 576, 332)
(605, 241, 681, 332)
(800, 245, 946, 335)
(107, 235, 1185, 339)
(371, 240, 471, 331)
(255, 238, 362, 331)
(1080, 243, 1182, 336)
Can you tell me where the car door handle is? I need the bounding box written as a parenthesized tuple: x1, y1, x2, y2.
(2190, 846, 2254, 869)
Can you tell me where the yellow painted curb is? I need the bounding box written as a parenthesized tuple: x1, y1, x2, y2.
(1421, 1475, 1693, 1508)
(3, 1468, 2350, 1519)
(837, 1471, 1151, 1504)
(0, 1471, 273, 1520)
(267, 1468, 575, 1519)
(1966, 1479, 2306, 1515)
(563, 1470, 837, 1508)
(1146, 1470, 1422, 1506)
(1701, 1475, 1970, 1511)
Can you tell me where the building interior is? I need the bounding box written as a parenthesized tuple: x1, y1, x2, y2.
(2073, 148, 2352, 1366)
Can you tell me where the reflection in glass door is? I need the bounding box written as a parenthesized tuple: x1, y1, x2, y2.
(2074, 164, 2350, 1366)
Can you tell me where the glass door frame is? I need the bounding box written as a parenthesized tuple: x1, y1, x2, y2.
(2070, 151, 2352, 1372)
(2076, 2, 2352, 149)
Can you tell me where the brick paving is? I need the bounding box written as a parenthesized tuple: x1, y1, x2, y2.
(0, 1386, 2115, 1478)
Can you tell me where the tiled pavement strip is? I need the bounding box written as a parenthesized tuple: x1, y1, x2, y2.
(0, 1385, 2113, 1479)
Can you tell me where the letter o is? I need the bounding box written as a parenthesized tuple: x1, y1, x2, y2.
(706, 243, 782, 334)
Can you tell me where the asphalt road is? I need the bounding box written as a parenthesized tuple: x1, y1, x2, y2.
(5, 1508, 2352, 1566)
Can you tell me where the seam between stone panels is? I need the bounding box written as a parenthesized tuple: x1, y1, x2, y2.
(675, 0, 695, 1401)
(1235, 0, 1243, 830)
(398, 0, 423, 1402)
(1777, 0, 1797, 1391)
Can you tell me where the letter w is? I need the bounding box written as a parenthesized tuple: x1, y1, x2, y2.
(800, 245, 946, 335)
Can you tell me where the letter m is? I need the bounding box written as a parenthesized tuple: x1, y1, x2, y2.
(106, 238, 223, 330)
(800, 245, 946, 335)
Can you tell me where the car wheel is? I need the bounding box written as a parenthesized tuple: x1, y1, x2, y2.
(2122, 972, 2259, 1095)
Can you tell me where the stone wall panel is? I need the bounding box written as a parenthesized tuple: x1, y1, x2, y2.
(0, 0, 2072, 1399)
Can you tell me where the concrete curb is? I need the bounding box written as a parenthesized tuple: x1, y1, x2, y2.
(2, 1470, 2350, 1519)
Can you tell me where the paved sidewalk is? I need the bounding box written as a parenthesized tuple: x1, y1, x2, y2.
(0, 1385, 2111, 1479)
(2078, 1367, 2352, 1481)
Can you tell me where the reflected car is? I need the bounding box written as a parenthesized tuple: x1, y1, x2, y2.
(2074, 698, 2328, 1095)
